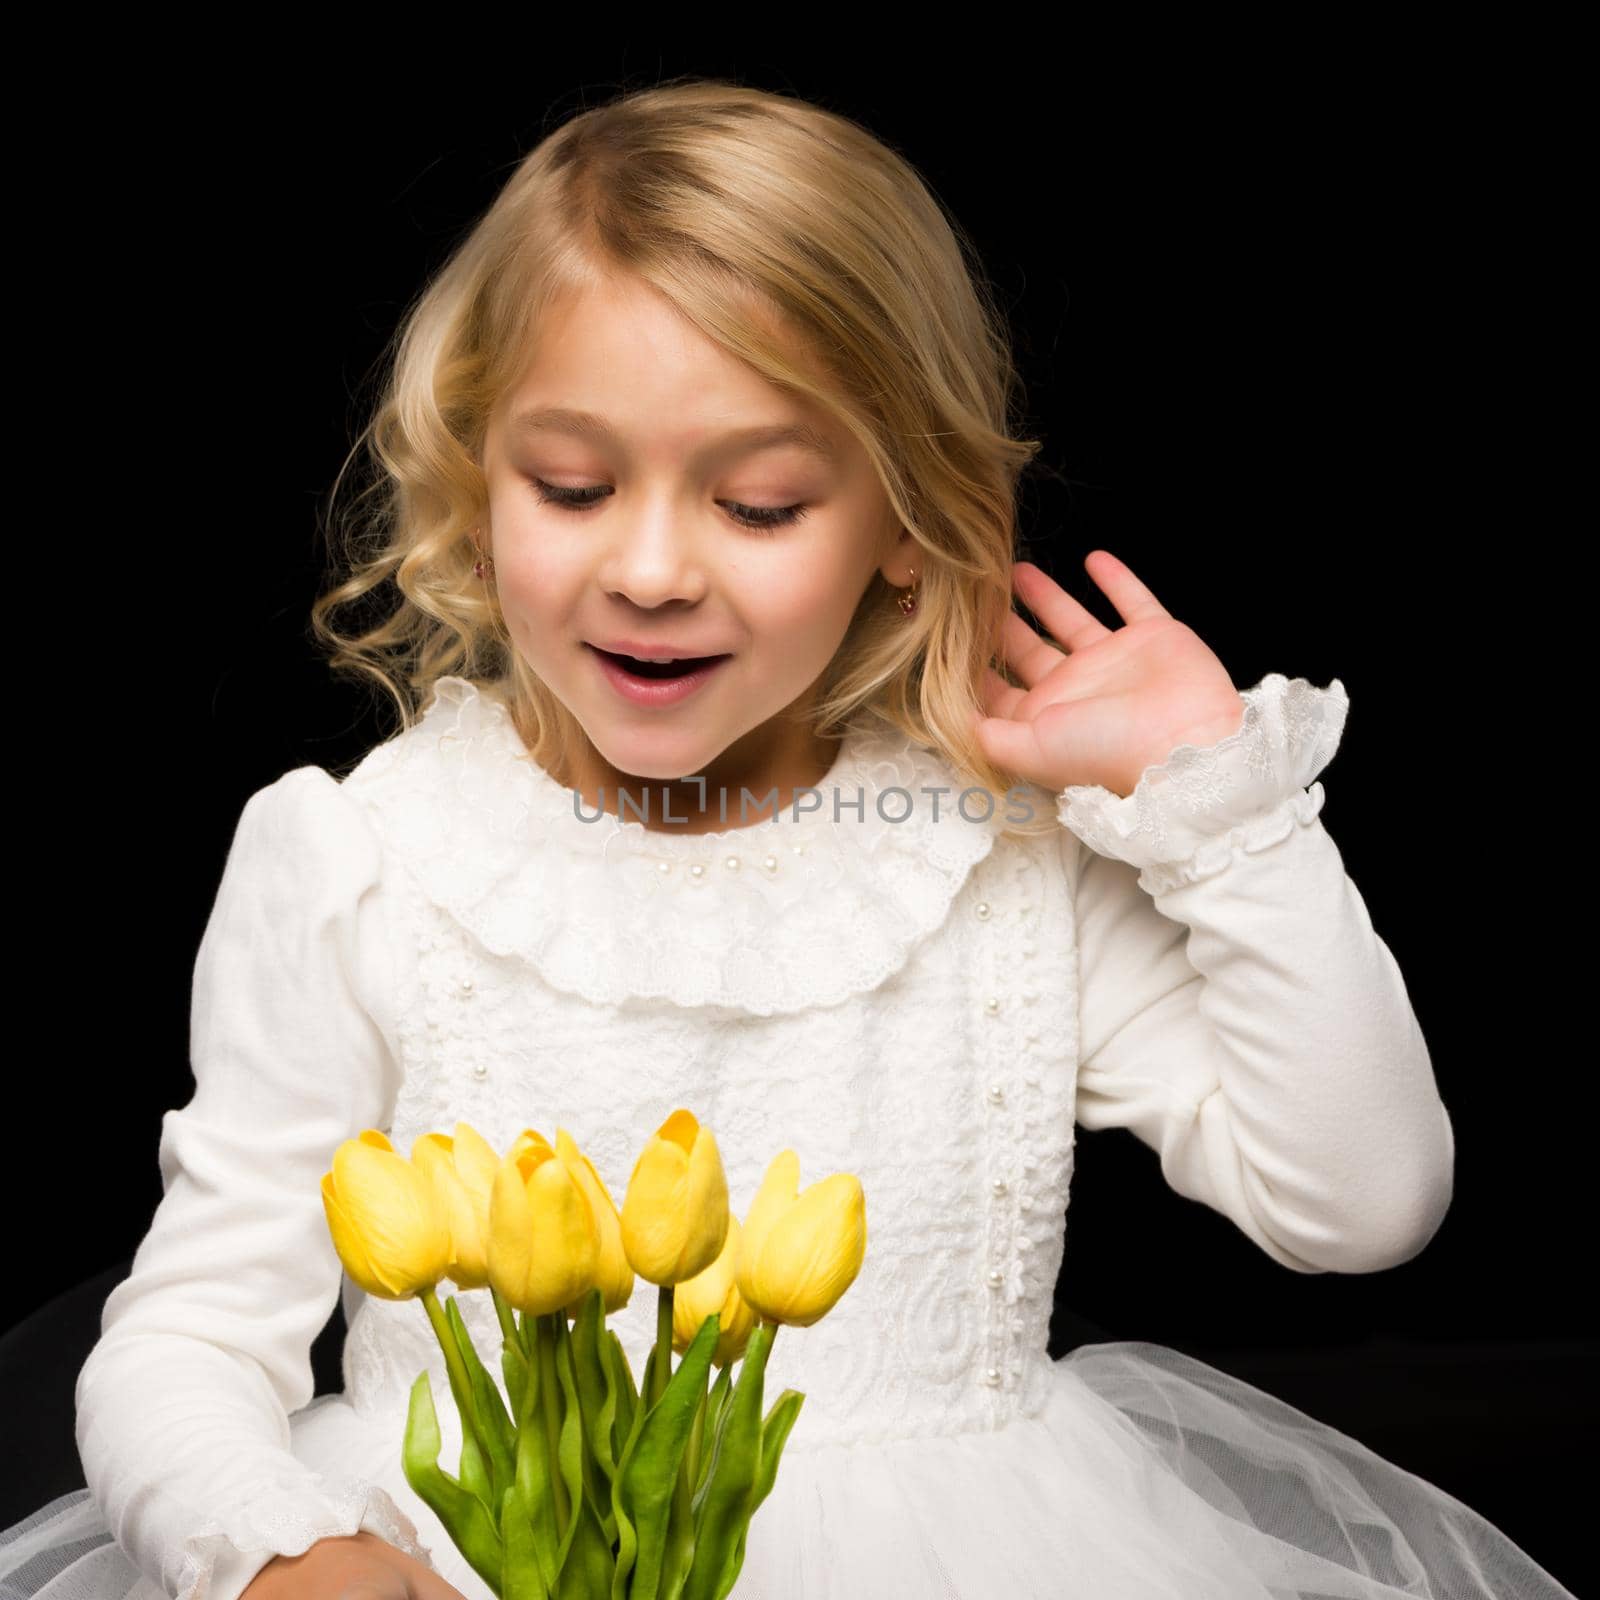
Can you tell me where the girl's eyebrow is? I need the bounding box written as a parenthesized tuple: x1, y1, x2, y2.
(510, 404, 838, 463)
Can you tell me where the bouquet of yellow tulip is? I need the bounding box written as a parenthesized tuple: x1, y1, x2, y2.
(320, 1108, 867, 1600)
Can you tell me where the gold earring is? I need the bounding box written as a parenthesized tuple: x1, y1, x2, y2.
(897, 566, 918, 617)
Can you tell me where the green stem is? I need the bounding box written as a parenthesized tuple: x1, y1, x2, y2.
(492, 1286, 521, 1349)
(653, 1285, 675, 1410)
(537, 1313, 571, 1538)
(420, 1286, 485, 1454)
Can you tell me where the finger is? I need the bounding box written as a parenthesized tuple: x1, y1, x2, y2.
(998, 610, 1065, 691)
(977, 695, 1095, 788)
(415, 1577, 472, 1600)
(418, 1574, 475, 1600)
(410, 1561, 474, 1599)
(1014, 562, 1112, 653)
(973, 706, 1050, 780)
(978, 664, 1028, 722)
(1082, 549, 1171, 626)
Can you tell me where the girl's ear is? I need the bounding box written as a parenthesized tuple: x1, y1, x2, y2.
(877, 522, 917, 585)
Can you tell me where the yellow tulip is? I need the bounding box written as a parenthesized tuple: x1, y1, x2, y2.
(321, 1130, 452, 1301)
(672, 1214, 758, 1368)
(553, 1128, 635, 1317)
(411, 1122, 503, 1291)
(735, 1150, 866, 1328)
(620, 1109, 730, 1287)
(507, 1127, 556, 1164)
(486, 1129, 601, 1318)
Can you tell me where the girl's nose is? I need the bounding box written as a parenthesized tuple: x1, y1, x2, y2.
(597, 516, 711, 610)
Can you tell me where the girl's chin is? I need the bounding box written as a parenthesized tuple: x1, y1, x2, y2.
(585, 739, 733, 784)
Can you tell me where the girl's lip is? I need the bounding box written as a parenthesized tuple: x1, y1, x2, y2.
(588, 638, 732, 660)
(588, 644, 732, 707)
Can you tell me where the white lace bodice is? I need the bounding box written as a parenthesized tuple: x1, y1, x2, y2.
(337, 678, 1081, 1448)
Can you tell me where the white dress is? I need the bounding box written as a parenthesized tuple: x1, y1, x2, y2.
(0, 674, 1575, 1600)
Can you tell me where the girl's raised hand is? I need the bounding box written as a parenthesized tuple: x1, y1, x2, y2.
(973, 551, 1246, 800)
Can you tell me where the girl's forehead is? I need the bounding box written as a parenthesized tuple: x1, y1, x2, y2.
(485, 279, 855, 473)
(507, 273, 836, 407)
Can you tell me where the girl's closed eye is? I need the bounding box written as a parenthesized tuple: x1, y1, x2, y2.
(529, 477, 811, 532)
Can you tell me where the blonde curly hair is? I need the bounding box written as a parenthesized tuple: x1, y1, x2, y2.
(311, 76, 1058, 834)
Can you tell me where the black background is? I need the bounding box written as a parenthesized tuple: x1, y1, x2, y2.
(10, 41, 1588, 1593)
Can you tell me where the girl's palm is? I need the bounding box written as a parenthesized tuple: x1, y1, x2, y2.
(973, 551, 1245, 800)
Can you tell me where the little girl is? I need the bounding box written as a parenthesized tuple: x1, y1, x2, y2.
(0, 80, 1574, 1600)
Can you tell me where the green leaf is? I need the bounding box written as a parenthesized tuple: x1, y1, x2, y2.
(696, 1366, 734, 1499)
(503, 1337, 531, 1431)
(618, 1333, 649, 1463)
(550, 1315, 588, 1576)
(609, 1338, 661, 1600)
(570, 1289, 621, 1538)
(512, 1324, 563, 1596)
(612, 1313, 720, 1600)
(435, 1295, 495, 1514)
(750, 1391, 804, 1516)
(605, 1330, 639, 1465)
(448, 1294, 518, 1520)
(400, 1370, 505, 1594)
(502, 1479, 550, 1600)
(552, 1475, 618, 1600)
(460, 1431, 494, 1524)
(680, 1321, 774, 1600)
(659, 1382, 709, 1600)
(574, 1347, 617, 1548)
(716, 1387, 804, 1594)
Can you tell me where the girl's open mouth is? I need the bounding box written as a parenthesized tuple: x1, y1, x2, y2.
(587, 645, 732, 706)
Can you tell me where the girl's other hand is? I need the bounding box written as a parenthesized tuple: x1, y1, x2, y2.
(240, 1529, 469, 1599)
(974, 550, 1247, 800)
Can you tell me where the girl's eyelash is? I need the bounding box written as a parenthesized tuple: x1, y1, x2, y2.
(529, 479, 809, 532)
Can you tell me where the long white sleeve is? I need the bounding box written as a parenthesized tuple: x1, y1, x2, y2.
(1060, 673, 1455, 1275)
(73, 767, 435, 1600)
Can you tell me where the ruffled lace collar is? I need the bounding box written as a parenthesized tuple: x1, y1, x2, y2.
(344, 675, 1008, 1015)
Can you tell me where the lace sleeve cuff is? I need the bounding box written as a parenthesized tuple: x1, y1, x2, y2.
(178, 1474, 433, 1600)
(1056, 672, 1350, 894)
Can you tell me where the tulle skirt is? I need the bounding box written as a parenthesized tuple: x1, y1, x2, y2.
(0, 1339, 1577, 1600)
